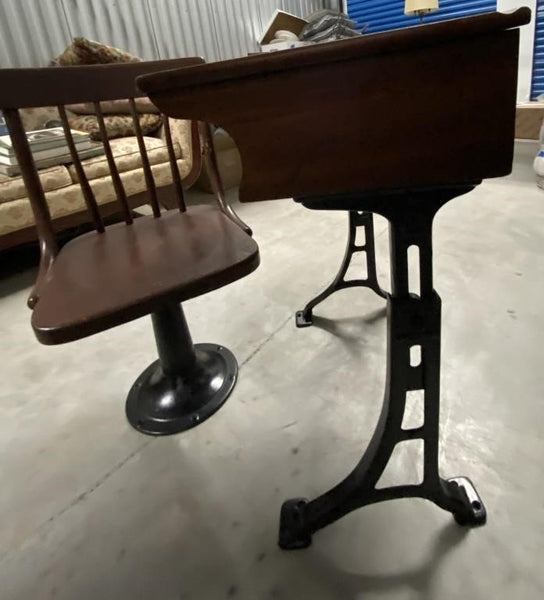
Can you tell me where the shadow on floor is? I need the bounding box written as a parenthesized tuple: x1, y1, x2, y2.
(312, 307, 387, 342)
(298, 521, 468, 600)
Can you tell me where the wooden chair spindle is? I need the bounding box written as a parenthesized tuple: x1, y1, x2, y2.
(58, 105, 105, 233)
(129, 97, 160, 218)
(163, 117, 186, 212)
(93, 101, 133, 224)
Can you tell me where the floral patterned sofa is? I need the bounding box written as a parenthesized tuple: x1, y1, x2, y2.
(0, 105, 199, 251)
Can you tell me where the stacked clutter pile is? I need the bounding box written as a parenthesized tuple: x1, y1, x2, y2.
(300, 9, 367, 43)
(0, 127, 103, 177)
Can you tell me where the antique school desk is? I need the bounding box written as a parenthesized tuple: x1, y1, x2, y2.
(139, 8, 530, 549)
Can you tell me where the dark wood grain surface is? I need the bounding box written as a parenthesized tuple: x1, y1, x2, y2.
(0, 58, 204, 109)
(31, 206, 259, 344)
(140, 9, 530, 91)
(139, 9, 530, 203)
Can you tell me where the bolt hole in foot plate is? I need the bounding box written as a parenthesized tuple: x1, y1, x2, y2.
(448, 477, 487, 526)
(295, 311, 313, 328)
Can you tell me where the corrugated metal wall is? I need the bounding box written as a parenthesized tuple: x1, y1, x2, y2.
(0, 0, 324, 68)
(63, 0, 159, 60)
(0, 0, 71, 67)
(148, 0, 221, 61)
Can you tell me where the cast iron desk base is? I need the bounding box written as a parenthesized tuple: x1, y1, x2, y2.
(280, 185, 486, 549)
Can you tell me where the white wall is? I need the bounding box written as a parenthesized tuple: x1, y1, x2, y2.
(498, 0, 537, 102)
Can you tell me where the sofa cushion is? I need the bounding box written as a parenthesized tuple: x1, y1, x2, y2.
(66, 98, 159, 115)
(0, 118, 194, 239)
(0, 165, 72, 204)
(67, 136, 181, 183)
(86, 159, 191, 204)
(0, 159, 191, 237)
(69, 113, 162, 141)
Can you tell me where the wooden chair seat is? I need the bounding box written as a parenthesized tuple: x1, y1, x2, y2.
(32, 205, 259, 345)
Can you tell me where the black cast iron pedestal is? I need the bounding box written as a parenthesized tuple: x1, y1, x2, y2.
(126, 302, 237, 436)
(280, 185, 487, 549)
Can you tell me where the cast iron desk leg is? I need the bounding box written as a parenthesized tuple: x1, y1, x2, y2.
(296, 210, 387, 327)
(281, 187, 486, 549)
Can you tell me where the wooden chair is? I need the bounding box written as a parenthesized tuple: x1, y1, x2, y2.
(0, 59, 260, 435)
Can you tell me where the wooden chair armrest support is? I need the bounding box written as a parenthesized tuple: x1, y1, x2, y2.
(27, 239, 55, 308)
(199, 121, 252, 236)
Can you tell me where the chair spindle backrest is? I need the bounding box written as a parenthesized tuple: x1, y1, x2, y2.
(0, 58, 205, 258)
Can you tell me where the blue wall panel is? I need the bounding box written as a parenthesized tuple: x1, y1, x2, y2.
(531, 0, 544, 99)
(347, 0, 497, 34)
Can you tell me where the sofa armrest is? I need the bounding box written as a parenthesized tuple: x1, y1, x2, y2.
(155, 117, 200, 183)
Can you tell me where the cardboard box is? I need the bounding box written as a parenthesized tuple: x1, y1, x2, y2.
(515, 103, 544, 140)
(259, 9, 308, 52)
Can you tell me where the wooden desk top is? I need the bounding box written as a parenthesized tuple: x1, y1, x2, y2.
(140, 9, 530, 203)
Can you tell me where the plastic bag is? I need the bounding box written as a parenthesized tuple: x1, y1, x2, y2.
(306, 22, 361, 43)
(301, 13, 358, 41)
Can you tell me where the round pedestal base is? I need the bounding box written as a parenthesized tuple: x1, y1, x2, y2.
(126, 343, 237, 436)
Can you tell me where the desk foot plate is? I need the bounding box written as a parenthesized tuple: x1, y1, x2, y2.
(279, 498, 312, 550)
(447, 477, 487, 526)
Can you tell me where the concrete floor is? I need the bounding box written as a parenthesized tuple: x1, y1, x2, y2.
(1, 142, 543, 599)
